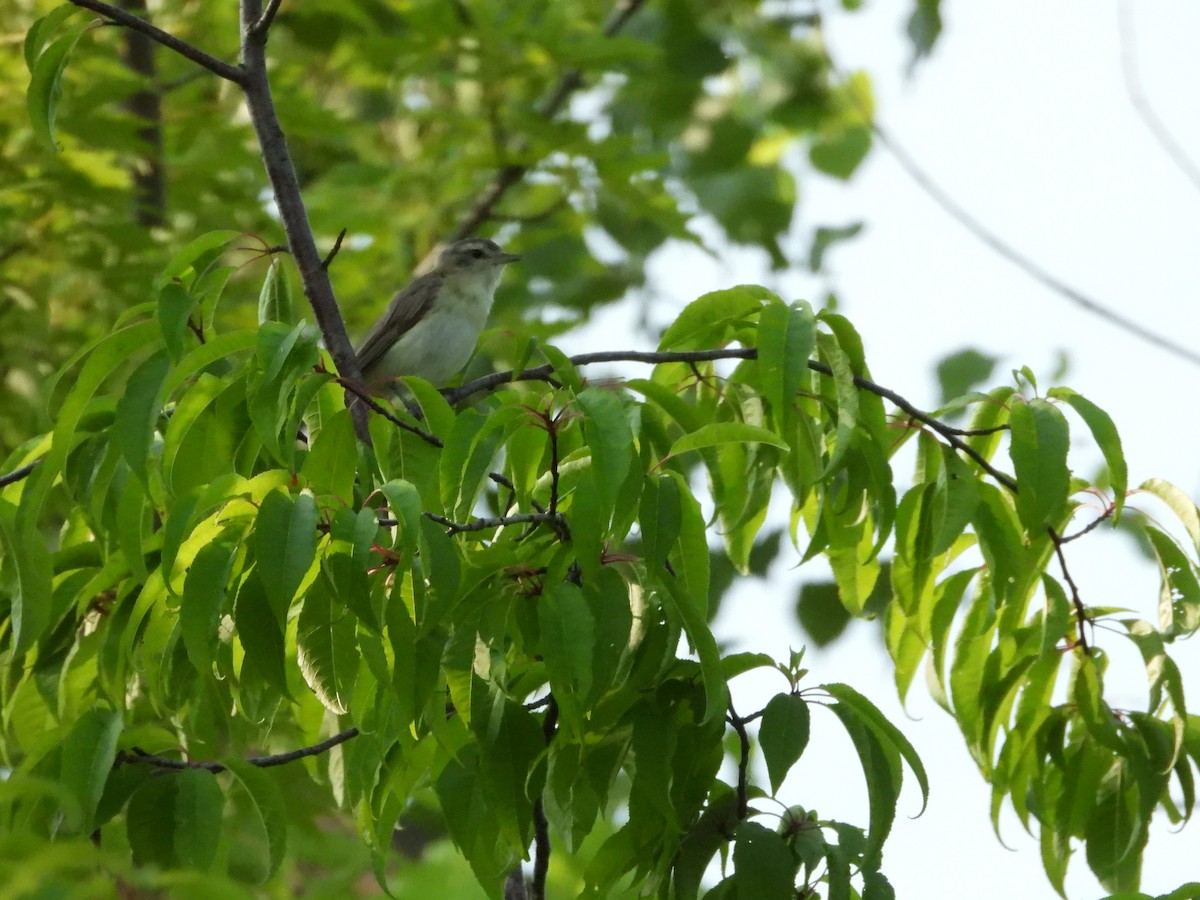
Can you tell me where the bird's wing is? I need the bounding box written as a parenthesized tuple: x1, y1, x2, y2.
(354, 274, 443, 375)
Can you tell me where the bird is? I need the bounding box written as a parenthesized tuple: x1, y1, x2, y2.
(355, 237, 521, 390)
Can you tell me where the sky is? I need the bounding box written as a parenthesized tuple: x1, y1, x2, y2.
(566, 1, 1200, 897)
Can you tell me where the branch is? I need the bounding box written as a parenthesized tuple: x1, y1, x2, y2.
(727, 702, 751, 821)
(1048, 527, 1091, 655)
(238, 0, 368, 440)
(530, 697, 559, 900)
(68, 0, 244, 84)
(250, 0, 285, 37)
(1118, 0, 1200, 195)
(335, 376, 442, 447)
(449, 0, 648, 240)
(119, 727, 359, 773)
(445, 347, 1020, 492)
(421, 510, 565, 537)
(0, 459, 40, 489)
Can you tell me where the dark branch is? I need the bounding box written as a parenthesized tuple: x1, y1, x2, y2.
(421, 510, 565, 537)
(238, 0, 369, 441)
(0, 460, 40, 489)
(450, 0, 648, 240)
(530, 697, 559, 900)
(1048, 527, 1091, 655)
(321, 228, 348, 270)
(445, 347, 1020, 493)
(120, 727, 360, 773)
(867, 120, 1200, 369)
(1118, 0, 1200, 194)
(335, 376, 442, 447)
(727, 703, 751, 821)
(251, 0, 285, 36)
(68, 0, 244, 83)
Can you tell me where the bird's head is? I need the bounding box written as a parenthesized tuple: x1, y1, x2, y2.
(436, 238, 521, 275)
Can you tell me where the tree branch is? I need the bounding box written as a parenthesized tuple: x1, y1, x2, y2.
(444, 347, 1020, 493)
(0, 459, 40, 489)
(251, 0, 285, 37)
(238, 0, 369, 440)
(449, 0, 648, 240)
(119, 727, 360, 773)
(530, 697, 559, 900)
(68, 0, 244, 84)
(421, 510, 566, 537)
(727, 702, 751, 821)
(1048, 526, 1091, 655)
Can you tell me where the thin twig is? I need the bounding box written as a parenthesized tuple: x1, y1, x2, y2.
(1048, 527, 1090, 655)
(0, 459, 40, 489)
(336, 376, 443, 447)
(1059, 507, 1115, 544)
(1118, 0, 1200, 194)
(421, 510, 565, 537)
(67, 0, 244, 83)
(446, 347, 1020, 493)
(321, 228, 348, 270)
(450, 0, 648, 240)
(251, 0, 285, 36)
(727, 702, 751, 821)
(119, 727, 360, 773)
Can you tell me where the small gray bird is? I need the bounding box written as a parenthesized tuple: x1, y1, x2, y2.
(355, 237, 521, 389)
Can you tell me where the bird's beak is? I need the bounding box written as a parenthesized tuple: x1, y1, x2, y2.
(499, 252, 522, 264)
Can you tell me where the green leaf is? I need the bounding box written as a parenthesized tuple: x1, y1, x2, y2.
(181, 540, 237, 674)
(155, 230, 242, 289)
(24, 6, 81, 73)
(301, 408, 358, 503)
(127, 774, 179, 868)
(254, 489, 319, 621)
(816, 330, 858, 476)
(114, 349, 170, 489)
(1138, 478, 1200, 555)
(733, 821, 796, 897)
(224, 759, 288, 882)
(937, 348, 998, 407)
(827, 699, 900, 871)
(1085, 761, 1146, 893)
(809, 125, 872, 179)
(0, 499, 53, 655)
(234, 570, 290, 701)
(757, 300, 816, 424)
(1143, 527, 1200, 638)
(759, 692, 811, 794)
(666, 422, 789, 460)
(823, 682, 928, 814)
(158, 283, 197, 362)
(174, 769, 224, 871)
(539, 583, 596, 736)
(658, 286, 777, 351)
(257, 258, 295, 325)
(26, 17, 89, 150)
(1048, 387, 1127, 521)
(297, 570, 360, 715)
(577, 387, 635, 525)
(809, 223, 864, 273)
(640, 472, 681, 571)
(60, 707, 123, 833)
(1008, 397, 1070, 532)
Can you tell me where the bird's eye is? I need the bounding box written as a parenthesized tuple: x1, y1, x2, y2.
(469, 248, 485, 259)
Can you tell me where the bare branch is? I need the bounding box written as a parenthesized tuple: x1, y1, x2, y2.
(251, 0, 285, 36)
(321, 228, 348, 270)
(530, 697, 559, 900)
(335, 376, 442, 447)
(0, 459, 40, 488)
(68, 0, 244, 83)
(1048, 527, 1091, 655)
(727, 701, 751, 821)
(119, 727, 360, 773)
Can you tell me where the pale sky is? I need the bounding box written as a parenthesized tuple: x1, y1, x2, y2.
(567, 1, 1200, 896)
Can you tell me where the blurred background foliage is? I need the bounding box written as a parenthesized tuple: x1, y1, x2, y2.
(1, 0, 940, 457)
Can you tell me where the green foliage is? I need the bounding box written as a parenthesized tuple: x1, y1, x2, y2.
(2, 2, 1197, 898)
